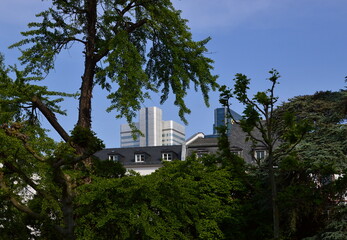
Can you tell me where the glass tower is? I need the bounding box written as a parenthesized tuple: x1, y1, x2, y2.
(213, 108, 242, 135)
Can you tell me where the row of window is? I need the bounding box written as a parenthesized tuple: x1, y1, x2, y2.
(108, 153, 173, 162)
(161, 133, 186, 142)
(195, 150, 267, 161)
(108, 150, 266, 163)
(230, 150, 267, 160)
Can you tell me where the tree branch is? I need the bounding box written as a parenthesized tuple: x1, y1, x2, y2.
(53, 151, 95, 168)
(31, 96, 70, 142)
(1, 123, 45, 162)
(125, 18, 148, 33)
(120, 0, 137, 16)
(57, 37, 87, 51)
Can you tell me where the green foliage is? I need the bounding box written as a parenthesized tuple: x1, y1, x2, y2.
(304, 205, 347, 240)
(219, 70, 321, 239)
(91, 158, 126, 178)
(70, 126, 105, 154)
(277, 90, 347, 174)
(0, 194, 32, 240)
(75, 156, 247, 239)
(0, 54, 75, 126)
(1, 0, 218, 238)
(274, 90, 347, 239)
(10, 0, 218, 125)
(239, 105, 260, 133)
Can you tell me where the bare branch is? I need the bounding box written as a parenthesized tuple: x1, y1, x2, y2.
(120, 0, 137, 16)
(125, 18, 147, 33)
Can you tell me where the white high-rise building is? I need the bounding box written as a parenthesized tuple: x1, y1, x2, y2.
(120, 107, 185, 147)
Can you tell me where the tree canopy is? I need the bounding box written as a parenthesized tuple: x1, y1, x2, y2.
(1, 0, 218, 239)
(10, 0, 218, 127)
(218, 71, 346, 239)
(276, 90, 347, 239)
(75, 155, 247, 240)
(219, 70, 312, 239)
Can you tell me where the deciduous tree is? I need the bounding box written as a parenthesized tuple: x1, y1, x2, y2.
(219, 70, 311, 239)
(0, 0, 217, 238)
(75, 155, 247, 239)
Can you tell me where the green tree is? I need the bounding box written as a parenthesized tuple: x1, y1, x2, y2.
(1, 0, 217, 238)
(275, 90, 347, 239)
(219, 70, 311, 239)
(75, 155, 247, 239)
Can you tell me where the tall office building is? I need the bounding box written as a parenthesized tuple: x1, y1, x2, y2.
(213, 107, 242, 135)
(120, 107, 185, 147)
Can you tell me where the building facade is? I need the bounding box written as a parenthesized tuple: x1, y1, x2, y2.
(95, 145, 185, 175)
(120, 107, 185, 148)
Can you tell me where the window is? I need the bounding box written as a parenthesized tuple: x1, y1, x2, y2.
(162, 153, 172, 161)
(135, 154, 145, 162)
(108, 155, 119, 161)
(231, 151, 242, 157)
(254, 150, 266, 160)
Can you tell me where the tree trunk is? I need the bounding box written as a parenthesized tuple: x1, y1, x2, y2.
(77, 0, 97, 129)
(61, 180, 75, 240)
(67, 1, 98, 238)
(268, 154, 280, 239)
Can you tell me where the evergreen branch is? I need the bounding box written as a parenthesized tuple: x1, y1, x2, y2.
(273, 132, 306, 161)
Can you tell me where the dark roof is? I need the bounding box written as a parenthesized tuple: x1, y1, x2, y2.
(186, 123, 266, 164)
(185, 132, 204, 143)
(94, 145, 183, 167)
(187, 137, 219, 147)
(229, 123, 267, 163)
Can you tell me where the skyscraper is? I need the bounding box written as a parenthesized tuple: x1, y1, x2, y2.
(120, 107, 185, 147)
(213, 107, 242, 135)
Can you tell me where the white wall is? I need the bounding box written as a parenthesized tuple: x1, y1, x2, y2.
(126, 166, 160, 175)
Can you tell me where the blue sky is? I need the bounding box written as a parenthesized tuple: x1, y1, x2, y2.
(1, 0, 346, 147)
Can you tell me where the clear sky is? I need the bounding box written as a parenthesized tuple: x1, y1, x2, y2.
(1, 0, 346, 147)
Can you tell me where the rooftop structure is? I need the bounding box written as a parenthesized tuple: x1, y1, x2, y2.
(95, 145, 184, 175)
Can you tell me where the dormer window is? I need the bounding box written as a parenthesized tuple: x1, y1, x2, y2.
(135, 154, 145, 162)
(231, 151, 242, 157)
(108, 155, 119, 161)
(230, 148, 243, 157)
(254, 150, 267, 160)
(162, 153, 172, 161)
